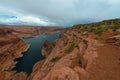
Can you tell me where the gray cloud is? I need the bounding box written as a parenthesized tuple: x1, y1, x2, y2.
(0, 0, 120, 26)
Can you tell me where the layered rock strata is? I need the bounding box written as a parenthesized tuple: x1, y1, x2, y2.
(0, 28, 29, 80)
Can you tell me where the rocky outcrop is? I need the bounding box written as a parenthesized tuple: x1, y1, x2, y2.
(42, 40, 53, 57)
(28, 30, 97, 80)
(106, 35, 120, 46)
(29, 27, 120, 80)
(0, 28, 29, 80)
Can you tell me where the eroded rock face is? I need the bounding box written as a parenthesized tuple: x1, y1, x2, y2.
(42, 40, 53, 57)
(1, 25, 120, 80)
(0, 26, 66, 80)
(0, 26, 66, 38)
(29, 28, 120, 80)
(106, 35, 120, 46)
(0, 28, 29, 80)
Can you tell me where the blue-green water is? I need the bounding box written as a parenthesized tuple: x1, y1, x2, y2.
(14, 32, 61, 74)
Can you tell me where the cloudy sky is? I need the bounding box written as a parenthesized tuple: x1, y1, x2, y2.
(0, 0, 120, 26)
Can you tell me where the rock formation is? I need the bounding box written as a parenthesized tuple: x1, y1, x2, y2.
(29, 19, 120, 80)
(42, 40, 53, 57)
(0, 28, 29, 80)
(0, 25, 66, 38)
(0, 19, 120, 80)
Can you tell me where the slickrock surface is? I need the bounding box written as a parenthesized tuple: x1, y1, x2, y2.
(0, 28, 29, 80)
(29, 19, 120, 80)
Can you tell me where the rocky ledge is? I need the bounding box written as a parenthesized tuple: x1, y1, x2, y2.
(29, 19, 120, 80)
(0, 28, 30, 80)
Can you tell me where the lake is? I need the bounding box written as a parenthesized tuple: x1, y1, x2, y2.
(14, 32, 61, 74)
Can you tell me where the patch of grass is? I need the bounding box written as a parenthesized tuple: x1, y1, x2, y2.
(71, 18, 120, 35)
(109, 25, 120, 31)
(50, 56, 61, 62)
(66, 41, 78, 53)
(87, 27, 95, 32)
(93, 25, 120, 35)
(94, 29, 103, 35)
(94, 25, 107, 35)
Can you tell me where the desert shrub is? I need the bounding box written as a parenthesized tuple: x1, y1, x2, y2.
(87, 27, 95, 32)
(50, 56, 61, 62)
(94, 27, 105, 35)
(66, 41, 78, 53)
(109, 25, 120, 31)
(94, 25, 108, 35)
(95, 29, 103, 35)
(80, 26, 88, 31)
(71, 18, 120, 35)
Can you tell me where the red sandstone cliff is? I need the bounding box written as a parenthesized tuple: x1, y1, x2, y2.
(29, 19, 120, 80)
(0, 26, 66, 80)
(0, 25, 66, 38)
(0, 28, 29, 80)
(1, 19, 120, 80)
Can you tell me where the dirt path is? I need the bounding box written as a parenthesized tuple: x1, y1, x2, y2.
(88, 44, 120, 80)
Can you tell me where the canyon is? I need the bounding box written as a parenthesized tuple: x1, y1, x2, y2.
(0, 25, 66, 38)
(0, 19, 120, 80)
(29, 19, 120, 80)
(0, 26, 66, 80)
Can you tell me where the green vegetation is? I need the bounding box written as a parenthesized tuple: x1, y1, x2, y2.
(66, 41, 78, 53)
(94, 25, 107, 35)
(94, 25, 119, 35)
(108, 25, 120, 31)
(50, 56, 61, 62)
(71, 18, 120, 35)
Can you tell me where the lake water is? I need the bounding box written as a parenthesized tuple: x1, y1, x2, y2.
(14, 32, 61, 74)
